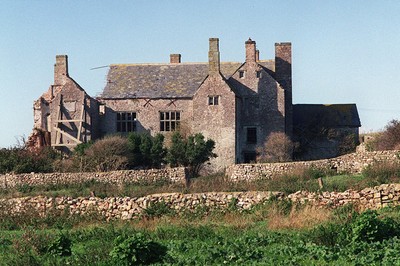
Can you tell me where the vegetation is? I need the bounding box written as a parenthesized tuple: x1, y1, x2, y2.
(1, 199, 400, 265)
(166, 132, 216, 177)
(369, 119, 400, 151)
(0, 132, 216, 176)
(257, 132, 294, 163)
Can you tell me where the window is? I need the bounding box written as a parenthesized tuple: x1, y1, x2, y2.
(160, 111, 180, 131)
(256, 71, 262, 78)
(244, 151, 257, 163)
(208, 96, 219, 105)
(239, 70, 245, 78)
(246, 127, 257, 144)
(117, 112, 136, 132)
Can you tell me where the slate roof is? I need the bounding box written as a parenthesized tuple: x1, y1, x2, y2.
(101, 60, 275, 99)
(293, 104, 361, 128)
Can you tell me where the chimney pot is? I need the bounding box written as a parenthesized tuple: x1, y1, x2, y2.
(245, 38, 256, 62)
(54, 55, 68, 85)
(208, 38, 220, 76)
(170, 54, 181, 64)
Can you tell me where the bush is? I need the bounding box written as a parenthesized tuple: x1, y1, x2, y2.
(127, 132, 166, 168)
(0, 146, 58, 174)
(370, 119, 400, 151)
(143, 201, 173, 219)
(46, 233, 72, 257)
(257, 132, 294, 163)
(166, 132, 216, 177)
(350, 210, 399, 243)
(80, 135, 130, 172)
(109, 233, 167, 265)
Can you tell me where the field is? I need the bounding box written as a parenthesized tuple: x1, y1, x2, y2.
(1, 164, 400, 265)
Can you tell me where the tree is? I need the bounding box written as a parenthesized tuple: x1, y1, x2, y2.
(166, 132, 216, 177)
(127, 132, 166, 168)
(257, 132, 293, 163)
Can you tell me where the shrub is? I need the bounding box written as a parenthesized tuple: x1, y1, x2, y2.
(47, 232, 72, 257)
(362, 161, 400, 184)
(143, 201, 173, 218)
(81, 135, 130, 172)
(257, 132, 294, 163)
(127, 132, 166, 168)
(109, 233, 167, 265)
(370, 119, 400, 151)
(166, 132, 216, 177)
(350, 210, 399, 243)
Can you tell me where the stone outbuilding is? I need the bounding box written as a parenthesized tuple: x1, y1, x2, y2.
(30, 37, 361, 172)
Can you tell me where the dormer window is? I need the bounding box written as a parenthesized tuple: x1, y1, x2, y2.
(208, 96, 219, 105)
(239, 70, 245, 78)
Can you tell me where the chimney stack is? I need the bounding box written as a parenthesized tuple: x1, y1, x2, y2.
(54, 55, 68, 85)
(245, 38, 256, 62)
(170, 54, 181, 64)
(275, 42, 293, 138)
(208, 38, 220, 76)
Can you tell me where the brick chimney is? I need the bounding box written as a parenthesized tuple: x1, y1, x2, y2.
(275, 42, 293, 138)
(170, 54, 181, 64)
(54, 55, 68, 85)
(245, 38, 256, 62)
(208, 38, 220, 76)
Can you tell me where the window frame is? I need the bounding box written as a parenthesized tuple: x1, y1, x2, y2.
(208, 95, 220, 106)
(160, 111, 181, 132)
(246, 127, 257, 144)
(116, 111, 137, 133)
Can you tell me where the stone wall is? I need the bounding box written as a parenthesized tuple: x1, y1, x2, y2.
(0, 167, 187, 189)
(2, 183, 400, 220)
(226, 150, 400, 181)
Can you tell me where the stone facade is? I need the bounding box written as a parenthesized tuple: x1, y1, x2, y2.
(30, 37, 361, 172)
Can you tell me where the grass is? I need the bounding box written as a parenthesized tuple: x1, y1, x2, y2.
(1, 204, 400, 265)
(2, 161, 400, 199)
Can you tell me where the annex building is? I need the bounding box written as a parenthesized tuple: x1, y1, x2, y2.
(30, 38, 361, 172)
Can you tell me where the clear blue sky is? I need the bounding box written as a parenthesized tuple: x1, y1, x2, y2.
(1, 1, 399, 148)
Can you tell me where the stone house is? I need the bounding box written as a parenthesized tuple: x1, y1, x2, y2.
(30, 37, 360, 172)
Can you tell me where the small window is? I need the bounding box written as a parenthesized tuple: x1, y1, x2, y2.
(247, 127, 257, 144)
(239, 71, 245, 78)
(117, 112, 136, 132)
(208, 96, 219, 105)
(160, 111, 181, 132)
(256, 71, 262, 78)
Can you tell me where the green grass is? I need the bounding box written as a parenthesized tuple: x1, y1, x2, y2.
(1, 205, 400, 265)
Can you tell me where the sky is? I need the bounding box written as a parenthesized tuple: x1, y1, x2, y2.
(1, 0, 399, 148)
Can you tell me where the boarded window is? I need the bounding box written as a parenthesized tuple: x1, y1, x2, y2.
(117, 112, 136, 132)
(160, 111, 180, 132)
(247, 127, 257, 144)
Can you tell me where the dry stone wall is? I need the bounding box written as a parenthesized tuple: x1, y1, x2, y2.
(3, 183, 400, 220)
(0, 167, 187, 189)
(226, 150, 400, 181)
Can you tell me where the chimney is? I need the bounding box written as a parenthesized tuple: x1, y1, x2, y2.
(245, 38, 256, 62)
(208, 38, 220, 76)
(170, 54, 181, 64)
(256, 49, 260, 62)
(54, 55, 68, 85)
(275, 42, 293, 139)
